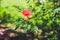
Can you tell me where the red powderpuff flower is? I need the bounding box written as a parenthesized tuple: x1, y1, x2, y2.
(22, 9, 32, 18)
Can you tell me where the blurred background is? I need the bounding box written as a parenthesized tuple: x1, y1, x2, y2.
(0, 0, 60, 40)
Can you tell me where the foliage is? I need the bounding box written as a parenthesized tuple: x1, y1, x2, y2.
(0, 0, 60, 40)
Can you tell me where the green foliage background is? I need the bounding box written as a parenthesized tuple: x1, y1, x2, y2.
(0, 0, 60, 40)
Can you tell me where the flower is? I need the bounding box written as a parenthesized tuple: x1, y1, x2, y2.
(22, 9, 32, 18)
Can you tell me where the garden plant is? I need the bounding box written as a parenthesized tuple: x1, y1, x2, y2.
(0, 0, 60, 40)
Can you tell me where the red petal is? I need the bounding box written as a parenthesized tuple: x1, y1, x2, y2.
(22, 9, 31, 17)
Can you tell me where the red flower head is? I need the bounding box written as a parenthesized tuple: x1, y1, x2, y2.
(22, 9, 32, 18)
